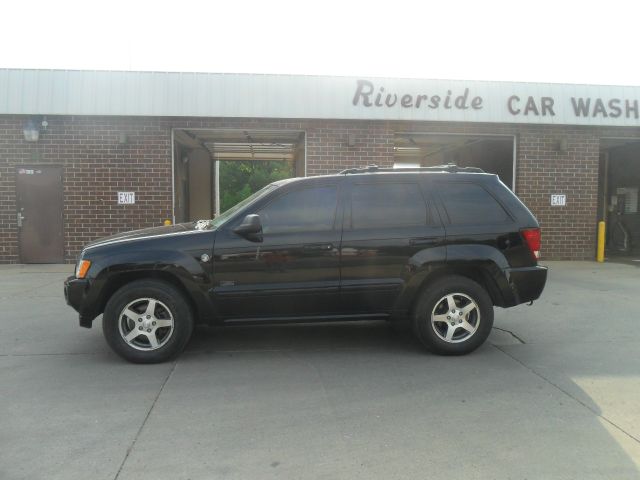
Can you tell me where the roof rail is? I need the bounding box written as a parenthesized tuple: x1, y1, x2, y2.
(339, 163, 485, 175)
(339, 165, 380, 174)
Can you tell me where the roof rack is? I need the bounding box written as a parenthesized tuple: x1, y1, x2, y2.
(338, 163, 485, 175)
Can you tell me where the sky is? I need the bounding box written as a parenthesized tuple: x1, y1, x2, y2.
(1, 0, 639, 85)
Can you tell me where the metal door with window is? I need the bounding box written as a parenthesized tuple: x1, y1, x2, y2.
(16, 166, 64, 263)
(340, 178, 446, 313)
(212, 182, 342, 319)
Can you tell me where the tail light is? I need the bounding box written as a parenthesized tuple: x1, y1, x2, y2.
(521, 228, 541, 260)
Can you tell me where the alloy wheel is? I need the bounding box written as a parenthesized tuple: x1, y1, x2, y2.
(430, 293, 480, 343)
(117, 297, 174, 351)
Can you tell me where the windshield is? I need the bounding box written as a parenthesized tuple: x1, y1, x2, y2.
(210, 183, 278, 228)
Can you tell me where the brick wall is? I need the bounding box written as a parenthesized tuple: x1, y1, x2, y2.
(1, 114, 639, 263)
(0, 116, 173, 263)
(306, 121, 395, 175)
(514, 126, 601, 260)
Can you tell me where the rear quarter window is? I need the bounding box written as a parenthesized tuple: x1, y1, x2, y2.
(438, 183, 511, 225)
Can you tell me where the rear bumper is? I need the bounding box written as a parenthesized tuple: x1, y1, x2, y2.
(64, 276, 97, 328)
(503, 265, 548, 307)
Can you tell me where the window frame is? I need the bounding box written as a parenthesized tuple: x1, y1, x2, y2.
(434, 181, 515, 226)
(346, 180, 431, 230)
(255, 182, 340, 235)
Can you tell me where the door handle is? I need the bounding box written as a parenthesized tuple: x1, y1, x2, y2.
(303, 243, 334, 251)
(409, 236, 439, 246)
(17, 212, 25, 227)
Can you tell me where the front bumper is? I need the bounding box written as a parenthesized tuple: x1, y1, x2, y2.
(64, 276, 96, 328)
(504, 265, 548, 306)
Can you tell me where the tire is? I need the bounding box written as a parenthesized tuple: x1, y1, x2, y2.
(412, 275, 493, 355)
(102, 279, 194, 363)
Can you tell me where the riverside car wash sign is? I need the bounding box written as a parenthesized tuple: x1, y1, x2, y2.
(349, 79, 640, 126)
(3, 70, 640, 127)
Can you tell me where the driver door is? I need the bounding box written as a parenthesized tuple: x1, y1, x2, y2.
(212, 181, 343, 320)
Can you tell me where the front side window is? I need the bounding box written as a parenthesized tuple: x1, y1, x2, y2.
(259, 185, 338, 234)
(350, 183, 427, 229)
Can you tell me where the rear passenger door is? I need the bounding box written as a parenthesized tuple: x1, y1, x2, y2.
(339, 177, 446, 314)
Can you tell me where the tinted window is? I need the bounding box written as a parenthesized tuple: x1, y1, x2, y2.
(351, 183, 426, 229)
(440, 183, 510, 225)
(259, 185, 338, 234)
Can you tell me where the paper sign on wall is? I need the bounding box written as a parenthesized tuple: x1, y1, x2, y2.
(117, 192, 135, 205)
(551, 194, 566, 206)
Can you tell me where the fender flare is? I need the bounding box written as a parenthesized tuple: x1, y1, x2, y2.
(393, 244, 514, 315)
(89, 250, 214, 324)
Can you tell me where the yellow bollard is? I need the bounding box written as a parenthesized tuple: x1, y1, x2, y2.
(596, 221, 606, 262)
(163, 219, 172, 226)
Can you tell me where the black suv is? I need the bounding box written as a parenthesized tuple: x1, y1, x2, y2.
(65, 165, 547, 363)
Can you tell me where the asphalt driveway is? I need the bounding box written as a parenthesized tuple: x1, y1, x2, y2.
(1, 261, 639, 479)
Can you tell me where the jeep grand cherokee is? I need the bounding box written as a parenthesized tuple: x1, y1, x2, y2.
(65, 165, 547, 363)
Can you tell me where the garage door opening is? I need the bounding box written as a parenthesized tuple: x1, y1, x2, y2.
(172, 129, 305, 223)
(394, 133, 515, 189)
(599, 138, 640, 259)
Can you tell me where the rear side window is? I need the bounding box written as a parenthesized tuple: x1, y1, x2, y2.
(439, 183, 510, 225)
(259, 185, 338, 234)
(351, 183, 427, 229)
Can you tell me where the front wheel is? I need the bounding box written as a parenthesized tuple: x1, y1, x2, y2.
(413, 276, 493, 355)
(102, 280, 194, 363)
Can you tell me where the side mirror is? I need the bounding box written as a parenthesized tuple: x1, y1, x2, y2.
(232, 214, 263, 242)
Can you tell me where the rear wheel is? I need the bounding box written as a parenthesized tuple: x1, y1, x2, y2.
(102, 280, 194, 363)
(413, 275, 493, 355)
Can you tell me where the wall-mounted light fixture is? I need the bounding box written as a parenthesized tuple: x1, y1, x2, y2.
(23, 119, 40, 142)
(557, 138, 568, 153)
(23, 116, 49, 142)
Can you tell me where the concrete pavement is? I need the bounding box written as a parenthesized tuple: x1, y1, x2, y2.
(1, 261, 639, 479)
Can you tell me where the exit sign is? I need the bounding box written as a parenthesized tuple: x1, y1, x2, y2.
(551, 194, 566, 206)
(117, 192, 135, 205)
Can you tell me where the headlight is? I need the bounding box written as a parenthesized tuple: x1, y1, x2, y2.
(75, 259, 92, 279)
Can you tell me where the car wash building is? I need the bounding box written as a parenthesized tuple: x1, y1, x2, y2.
(1, 69, 639, 263)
